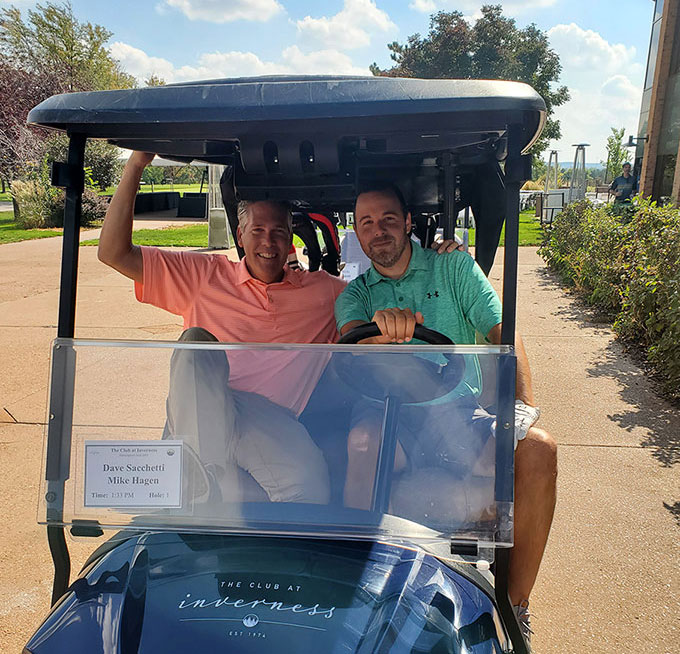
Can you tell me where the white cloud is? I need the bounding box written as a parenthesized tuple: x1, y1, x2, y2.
(409, 0, 437, 11)
(110, 42, 178, 82)
(296, 0, 396, 50)
(279, 45, 369, 75)
(163, 0, 283, 23)
(546, 24, 644, 162)
(408, 0, 557, 15)
(110, 42, 370, 85)
(547, 23, 638, 74)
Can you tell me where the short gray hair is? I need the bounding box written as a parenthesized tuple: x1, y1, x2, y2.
(237, 200, 293, 231)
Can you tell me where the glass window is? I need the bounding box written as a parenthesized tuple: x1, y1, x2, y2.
(670, 11, 680, 75)
(645, 20, 662, 90)
(655, 0, 664, 23)
(659, 75, 680, 155)
(653, 154, 677, 200)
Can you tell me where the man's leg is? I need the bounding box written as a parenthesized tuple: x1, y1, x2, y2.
(344, 413, 407, 510)
(509, 427, 558, 605)
(165, 327, 237, 467)
(234, 391, 330, 504)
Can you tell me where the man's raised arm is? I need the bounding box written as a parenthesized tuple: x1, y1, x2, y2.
(97, 151, 155, 283)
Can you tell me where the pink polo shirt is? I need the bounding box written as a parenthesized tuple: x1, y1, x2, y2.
(135, 247, 346, 414)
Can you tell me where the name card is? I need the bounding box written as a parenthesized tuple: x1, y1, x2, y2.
(84, 441, 183, 508)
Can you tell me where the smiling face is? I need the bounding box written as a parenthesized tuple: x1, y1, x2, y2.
(354, 189, 412, 275)
(237, 201, 293, 284)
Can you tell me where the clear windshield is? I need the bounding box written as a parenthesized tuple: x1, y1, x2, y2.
(41, 339, 516, 554)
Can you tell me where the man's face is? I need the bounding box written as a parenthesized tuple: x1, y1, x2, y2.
(354, 190, 411, 268)
(623, 164, 631, 175)
(237, 202, 292, 284)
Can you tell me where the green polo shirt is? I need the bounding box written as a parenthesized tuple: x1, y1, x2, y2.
(335, 242, 502, 397)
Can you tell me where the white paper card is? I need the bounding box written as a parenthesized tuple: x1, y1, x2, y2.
(84, 440, 183, 508)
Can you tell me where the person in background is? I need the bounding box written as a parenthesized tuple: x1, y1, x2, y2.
(609, 162, 638, 203)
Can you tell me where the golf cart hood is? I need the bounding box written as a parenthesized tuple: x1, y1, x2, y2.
(25, 534, 508, 653)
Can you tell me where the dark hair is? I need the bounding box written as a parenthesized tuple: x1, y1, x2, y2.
(355, 181, 409, 217)
(623, 162, 632, 168)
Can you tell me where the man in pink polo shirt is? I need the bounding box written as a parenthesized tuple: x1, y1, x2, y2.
(99, 151, 347, 504)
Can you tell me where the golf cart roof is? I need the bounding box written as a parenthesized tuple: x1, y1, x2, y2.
(28, 76, 545, 157)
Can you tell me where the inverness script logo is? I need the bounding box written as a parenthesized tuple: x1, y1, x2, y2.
(178, 594, 336, 619)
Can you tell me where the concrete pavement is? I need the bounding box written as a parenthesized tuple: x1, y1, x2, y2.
(0, 234, 678, 652)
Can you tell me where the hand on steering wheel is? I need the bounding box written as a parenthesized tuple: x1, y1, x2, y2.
(336, 321, 459, 402)
(369, 308, 423, 343)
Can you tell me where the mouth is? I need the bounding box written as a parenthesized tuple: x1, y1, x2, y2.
(370, 238, 394, 248)
(256, 252, 278, 260)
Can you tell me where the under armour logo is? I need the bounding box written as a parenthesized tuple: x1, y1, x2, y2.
(426, 291, 439, 299)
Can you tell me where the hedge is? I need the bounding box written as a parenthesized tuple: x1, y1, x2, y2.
(539, 198, 680, 398)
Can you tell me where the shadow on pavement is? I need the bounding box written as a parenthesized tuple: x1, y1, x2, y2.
(536, 269, 679, 469)
(586, 341, 680, 468)
(663, 501, 680, 527)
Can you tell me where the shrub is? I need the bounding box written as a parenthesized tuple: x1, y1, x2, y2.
(540, 198, 680, 398)
(10, 179, 55, 228)
(11, 178, 108, 229)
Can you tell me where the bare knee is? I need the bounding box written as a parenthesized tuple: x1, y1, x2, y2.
(347, 425, 380, 461)
(180, 327, 217, 342)
(517, 427, 557, 476)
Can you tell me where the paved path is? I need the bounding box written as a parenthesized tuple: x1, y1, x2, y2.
(0, 236, 678, 652)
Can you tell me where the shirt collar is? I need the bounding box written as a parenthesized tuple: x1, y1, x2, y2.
(365, 240, 429, 286)
(236, 257, 302, 288)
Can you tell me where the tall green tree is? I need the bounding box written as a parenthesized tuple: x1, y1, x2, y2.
(371, 5, 569, 158)
(0, 1, 134, 92)
(0, 2, 134, 189)
(602, 127, 631, 183)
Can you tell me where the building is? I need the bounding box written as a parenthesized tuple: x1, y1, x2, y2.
(635, 0, 680, 202)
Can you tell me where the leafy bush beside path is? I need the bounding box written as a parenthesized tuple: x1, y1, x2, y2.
(540, 199, 680, 398)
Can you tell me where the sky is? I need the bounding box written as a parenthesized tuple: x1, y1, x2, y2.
(3, 0, 656, 162)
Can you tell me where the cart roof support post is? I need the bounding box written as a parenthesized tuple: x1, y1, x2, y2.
(495, 121, 532, 654)
(46, 132, 86, 605)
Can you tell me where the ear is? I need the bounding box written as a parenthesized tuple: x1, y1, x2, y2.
(236, 225, 243, 248)
(405, 211, 412, 234)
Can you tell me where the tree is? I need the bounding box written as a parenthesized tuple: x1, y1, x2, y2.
(0, 2, 135, 190)
(371, 5, 569, 158)
(602, 127, 631, 183)
(532, 157, 547, 181)
(44, 135, 123, 190)
(141, 165, 164, 186)
(0, 1, 135, 92)
(0, 62, 65, 184)
(145, 74, 166, 87)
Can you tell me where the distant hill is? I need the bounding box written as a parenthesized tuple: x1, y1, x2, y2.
(558, 162, 605, 169)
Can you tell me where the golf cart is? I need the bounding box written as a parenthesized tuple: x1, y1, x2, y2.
(24, 75, 545, 654)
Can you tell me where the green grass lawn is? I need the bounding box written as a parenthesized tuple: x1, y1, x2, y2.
(100, 183, 204, 196)
(0, 190, 11, 202)
(466, 209, 543, 247)
(81, 223, 209, 247)
(0, 211, 63, 244)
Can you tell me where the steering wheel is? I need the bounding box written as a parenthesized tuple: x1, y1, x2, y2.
(338, 322, 453, 346)
(335, 322, 465, 403)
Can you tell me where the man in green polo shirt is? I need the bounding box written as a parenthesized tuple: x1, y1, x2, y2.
(335, 182, 557, 644)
